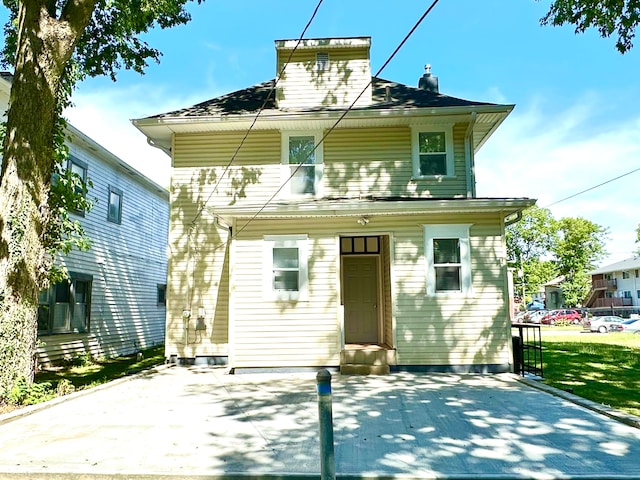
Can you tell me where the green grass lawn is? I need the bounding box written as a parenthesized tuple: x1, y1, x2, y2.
(541, 329, 640, 417)
(36, 345, 166, 389)
(1, 345, 165, 412)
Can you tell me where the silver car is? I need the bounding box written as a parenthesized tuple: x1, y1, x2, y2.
(586, 315, 625, 333)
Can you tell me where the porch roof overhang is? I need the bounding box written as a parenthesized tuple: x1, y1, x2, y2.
(210, 197, 536, 224)
(133, 104, 512, 156)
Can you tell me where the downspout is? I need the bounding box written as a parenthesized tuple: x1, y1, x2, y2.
(465, 111, 477, 198)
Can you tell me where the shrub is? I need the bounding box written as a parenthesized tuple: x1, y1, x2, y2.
(7, 378, 56, 405)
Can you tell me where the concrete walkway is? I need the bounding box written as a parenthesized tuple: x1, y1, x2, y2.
(1, 367, 640, 479)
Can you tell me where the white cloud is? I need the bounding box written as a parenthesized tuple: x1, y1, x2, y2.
(64, 82, 213, 188)
(476, 96, 640, 266)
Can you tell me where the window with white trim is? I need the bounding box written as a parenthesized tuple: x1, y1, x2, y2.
(424, 224, 471, 295)
(281, 132, 323, 196)
(623, 271, 630, 279)
(264, 235, 308, 300)
(411, 125, 454, 178)
(316, 52, 329, 73)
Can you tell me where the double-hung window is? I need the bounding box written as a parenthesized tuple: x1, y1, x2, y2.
(282, 132, 323, 196)
(108, 185, 123, 224)
(68, 156, 88, 216)
(411, 125, 454, 178)
(264, 235, 308, 301)
(424, 224, 471, 295)
(38, 273, 92, 334)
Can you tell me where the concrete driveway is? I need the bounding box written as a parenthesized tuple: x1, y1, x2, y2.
(1, 367, 639, 479)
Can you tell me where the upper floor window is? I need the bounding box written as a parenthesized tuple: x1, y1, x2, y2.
(316, 52, 329, 73)
(281, 132, 323, 197)
(107, 185, 123, 224)
(411, 125, 454, 178)
(68, 156, 88, 216)
(424, 224, 471, 296)
(263, 235, 308, 301)
(623, 271, 630, 279)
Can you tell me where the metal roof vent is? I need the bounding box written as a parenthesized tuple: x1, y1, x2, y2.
(418, 64, 439, 93)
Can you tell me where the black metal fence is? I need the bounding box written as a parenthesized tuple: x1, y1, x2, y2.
(511, 323, 543, 378)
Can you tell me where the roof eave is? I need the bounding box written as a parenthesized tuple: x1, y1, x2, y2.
(211, 197, 535, 224)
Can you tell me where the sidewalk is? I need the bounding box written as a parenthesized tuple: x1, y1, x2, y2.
(1, 367, 639, 479)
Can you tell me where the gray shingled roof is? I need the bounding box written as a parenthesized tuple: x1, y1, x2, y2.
(590, 256, 640, 275)
(148, 77, 497, 119)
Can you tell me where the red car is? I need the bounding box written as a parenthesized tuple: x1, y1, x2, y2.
(541, 309, 582, 325)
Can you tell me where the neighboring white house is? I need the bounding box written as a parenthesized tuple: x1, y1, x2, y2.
(0, 73, 170, 365)
(585, 257, 640, 310)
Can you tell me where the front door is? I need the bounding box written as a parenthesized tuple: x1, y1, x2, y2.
(343, 256, 379, 343)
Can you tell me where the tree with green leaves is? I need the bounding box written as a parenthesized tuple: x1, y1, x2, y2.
(506, 205, 558, 303)
(0, 0, 203, 401)
(553, 217, 608, 307)
(541, 0, 640, 53)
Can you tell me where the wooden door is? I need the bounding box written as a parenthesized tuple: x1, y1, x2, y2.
(343, 256, 379, 343)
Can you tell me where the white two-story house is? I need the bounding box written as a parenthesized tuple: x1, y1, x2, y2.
(1, 73, 170, 365)
(134, 37, 534, 374)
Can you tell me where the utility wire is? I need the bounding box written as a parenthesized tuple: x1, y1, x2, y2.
(544, 165, 640, 207)
(188, 0, 325, 227)
(233, 0, 442, 239)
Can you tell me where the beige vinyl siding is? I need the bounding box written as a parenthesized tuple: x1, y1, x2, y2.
(231, 219, 341, 368)
(165, 203, 230, 359)
(37, 138, 169, 366)
(172, 130, 280, 208)
(277, 47, 371, 109)
(323, 125, 469, 198)
(229, 213, 509, 369)
(393, 214, 510, 367)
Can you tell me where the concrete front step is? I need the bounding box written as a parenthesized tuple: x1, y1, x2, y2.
(340, 346, 395, 375)
(340, 347, 396, 366)
(340, 364, 390, 375)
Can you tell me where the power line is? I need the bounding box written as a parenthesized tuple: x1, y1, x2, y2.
(233, 0, 442, 239)
(188, 0, 325, 227)
(544, 165, 640, 207)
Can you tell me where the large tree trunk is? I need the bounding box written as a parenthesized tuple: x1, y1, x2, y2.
(0, 1, 96, 399)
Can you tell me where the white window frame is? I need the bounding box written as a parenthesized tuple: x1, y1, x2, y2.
(281, 131, 324, 197)
(263, 235, 309, 301)
(423, 224, 472, 296)
(411, 125, 454, 179)
(316, 52, 329, 73)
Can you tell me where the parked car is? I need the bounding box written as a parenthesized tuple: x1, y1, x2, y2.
(541, 309, 582, 325)
(585, 316, 625, 333)
(620, 318, 640, 334)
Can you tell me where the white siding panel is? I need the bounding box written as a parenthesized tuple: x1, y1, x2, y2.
(38, 137, 169, 365)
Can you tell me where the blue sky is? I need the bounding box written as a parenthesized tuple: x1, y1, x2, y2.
(5, 1, 640, 265)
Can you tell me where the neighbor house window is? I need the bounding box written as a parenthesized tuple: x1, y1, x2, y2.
(38, 273, 92, 335)
(68, 156, 88, 216)
(637, 290, 640, 299)
(424, 224, 471, 295)
(157, 284, 167, 306)
(623, 271, 630, 279)
(107, 185, 123, 224)
(412, 125, 454, 178)
(316, 52, 329, 73)
(623, 291, 632, 298)
(263, 235, 308, 300)
(281, 132, 323, 196)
